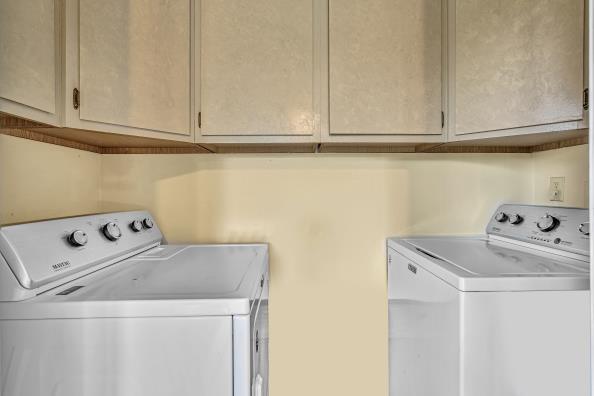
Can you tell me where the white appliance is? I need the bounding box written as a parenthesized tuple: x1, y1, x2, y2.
(0, 211, 269, 396)
(388, 204, 590, 396)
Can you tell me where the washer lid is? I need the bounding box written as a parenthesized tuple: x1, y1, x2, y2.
(389, 237, 589, 291)
(0, 244, 269, 320)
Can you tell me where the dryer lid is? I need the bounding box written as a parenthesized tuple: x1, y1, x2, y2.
(0, 244, 269, 320)
(62, 244, 268, 303)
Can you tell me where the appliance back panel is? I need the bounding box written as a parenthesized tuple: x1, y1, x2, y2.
(486, 204, 589, 256)
(0, 211, 162, 290)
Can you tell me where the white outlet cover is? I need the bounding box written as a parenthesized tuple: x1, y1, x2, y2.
(549, 176, 565, 202)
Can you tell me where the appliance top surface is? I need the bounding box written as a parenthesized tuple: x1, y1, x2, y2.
(388, 236, 589, 291)
(46, 244, 268, 302)
(398, 236, 588, 276)
(0, 243, 269, 319)
(387, 204, 590, 292)
(0, 211, 269, 314)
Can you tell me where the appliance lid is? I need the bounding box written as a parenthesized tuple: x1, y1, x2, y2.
(0, 244, 269, 320)
(389, 236, 589, 292)
(408, 238, 588, 277)
(62, 244, 268, 302)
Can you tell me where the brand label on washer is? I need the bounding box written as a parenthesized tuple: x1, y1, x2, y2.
(408, 263, 417, 274)
(51, 260, 71, 272)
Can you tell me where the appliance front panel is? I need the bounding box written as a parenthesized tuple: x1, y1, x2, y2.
(0, 316, 233, 396)
(388, 248, 460, 396)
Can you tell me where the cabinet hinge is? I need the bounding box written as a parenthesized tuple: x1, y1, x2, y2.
(198, 112, 201, 128)
(583, 88, 589, 110)
(441, 111, 445, 128)
(73, 88, 80, 110)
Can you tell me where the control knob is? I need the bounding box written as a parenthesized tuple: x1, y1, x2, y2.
(103, 222, 122, 241)
(508, 214, 523, 225)
(68, 230, 88, 247)
(130, 219, 143, 232)
(143, 218, 154, 229)
(494, 212, 508, 222)
(537, 215, 559, 232)
(578, 222, 590, 236)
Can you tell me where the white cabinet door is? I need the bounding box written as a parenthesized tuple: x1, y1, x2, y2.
(452, 0, 584, 137)
(66, 0, 192, 140)
(198, 0, 319, 140)
(328, 0, 443, 137)
(0, 0, 60, 125)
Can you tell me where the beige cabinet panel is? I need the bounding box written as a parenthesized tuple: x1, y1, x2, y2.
(454, 0, 584, 135)
(79, 0, 190, 135)
(329, 0, 443, 135)
(0, 0, 56, 115)
(200, 0, 317, 136)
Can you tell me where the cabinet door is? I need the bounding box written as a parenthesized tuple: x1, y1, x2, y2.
(0, 0, 59, 125)
(453, 0, 584, 135)
(73, 0, 191, 138)
(199, 0, 319, 138)
(329, 0, 443, 136)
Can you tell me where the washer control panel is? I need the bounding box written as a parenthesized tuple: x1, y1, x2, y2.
(487, 204, 589, 256)
(0, 211, 163, 290)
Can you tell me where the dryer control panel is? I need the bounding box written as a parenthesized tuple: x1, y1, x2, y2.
(487, 204, 589, 257)
(0, 211, 163, 291)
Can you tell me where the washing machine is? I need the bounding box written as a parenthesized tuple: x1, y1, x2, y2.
(0, 211, 269, 396)
(388, 204, 590, 396)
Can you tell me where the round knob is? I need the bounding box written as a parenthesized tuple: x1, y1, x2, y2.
(143, 218, 154, 229)
(579, 222, 590, 236)
(130, 220, 143, 232)
(68, 230, 88, 247)
(537, 215, 559, 232)
(103, 222, 122, 241)
(494, 212, 508, 222)
(508, 214, 523, 225)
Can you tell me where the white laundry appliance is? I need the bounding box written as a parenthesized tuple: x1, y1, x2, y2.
(0, 211, 268, 396)
(388, 204, 590, 396)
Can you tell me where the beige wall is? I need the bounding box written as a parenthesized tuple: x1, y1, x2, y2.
(0, 134, 102, 224)
(99, 153, 535, 396)
(532, 144, 589, 207)
(0, 136, 588, 396)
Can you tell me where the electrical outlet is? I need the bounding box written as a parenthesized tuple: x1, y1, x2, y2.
(549, 177, 565, 202)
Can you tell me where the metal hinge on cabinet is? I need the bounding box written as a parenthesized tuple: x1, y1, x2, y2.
(198, 112, 201, 128)
(441, 111, 445, 128)
(73, 88, 80, 109)
(583, 89, 589, 110)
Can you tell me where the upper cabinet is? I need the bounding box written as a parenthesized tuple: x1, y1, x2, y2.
(450, 0, 585, 139)
(327, 0, 444, 142)
(0, 0, 61, 126)
(0, 0, 588, 149)
(197, 0, 320, 143)
(63, 0, 193, 141)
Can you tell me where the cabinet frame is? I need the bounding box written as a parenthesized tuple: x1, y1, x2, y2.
(62, 0, 195, 143)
